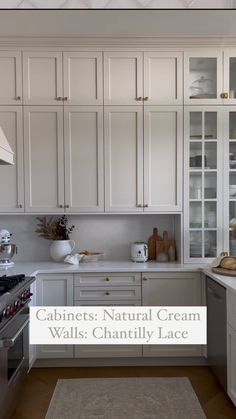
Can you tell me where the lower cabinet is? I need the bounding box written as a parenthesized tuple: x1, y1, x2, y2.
(74, 273, 142, 358)
(142, 272, 203, 357)
(35, 273, 74, 359)
(227, 290, 236, 406)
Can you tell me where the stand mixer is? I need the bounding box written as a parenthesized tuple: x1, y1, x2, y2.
(0, 229, 17, 266)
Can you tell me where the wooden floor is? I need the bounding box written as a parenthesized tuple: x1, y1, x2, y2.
(11, 366, 236, 419)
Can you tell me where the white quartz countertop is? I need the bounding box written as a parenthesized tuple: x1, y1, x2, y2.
(0, 260, 206, 277)
(2, 260, 236, 293)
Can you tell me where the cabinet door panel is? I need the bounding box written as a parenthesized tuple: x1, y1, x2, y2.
(24, 107, 64, 212)
(144, 52, 183, 105)
(63, 52, 102, 105)
(104, 106, 143, 212)
(36, 274, 73, 359)
(227, 325, 236, 406)
(142, 272, 202, 357)
(0, 107, 24, 212)
(64, 106, 104, 212)
(0, 51, 22, 104)
(144, 106, 182, 212)
(104, 52, 143, 105)
(224, 48, 236, 105)
(23, 52, 62, 105)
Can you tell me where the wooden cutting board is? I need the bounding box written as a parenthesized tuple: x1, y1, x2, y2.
(212, 267, 236, 277)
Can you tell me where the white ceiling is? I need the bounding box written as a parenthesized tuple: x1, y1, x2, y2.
(0, 10, 235, 38)
(0, 0, 235, 8)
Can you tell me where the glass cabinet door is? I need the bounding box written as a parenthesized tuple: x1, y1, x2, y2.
(224, 109, 236, 255)
(224, 49, 236, 104)
(185, 107, 223, 262)
(184, 51, 222, 105)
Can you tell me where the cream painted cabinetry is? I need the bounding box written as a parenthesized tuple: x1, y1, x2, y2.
(0, 107, 24, 212)
(23, 51, 102, 105)
(104, 51, 183, 105)
(35, 273, 74, 359)
(104, 106, 182, 212)
(24, 106, 104, 213)
(0, 51, 22, 105)
(74, 273, 142, 358)
(142, 272, 203, 357)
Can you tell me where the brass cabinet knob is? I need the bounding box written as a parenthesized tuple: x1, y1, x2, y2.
(136, 204, 142, 208)
(15, 96, 21, 101)
(220, 92, 229, 99)
(56, 97, 62, 101)
(136, 97, 142, 101)
(17, 204, 23, 208)
(143, 277, 148, 281)
(143, 97, 149, 101)
(105, 277, 110, 282)
(105, 291, 110, 296)
(63, 97, 68, 101)
(65, 204, 70, 208)
(143, 204, 149, 208)
(58, 204, 63, 208)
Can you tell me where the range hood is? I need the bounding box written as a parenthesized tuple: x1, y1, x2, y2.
(0, 127, 14, 165)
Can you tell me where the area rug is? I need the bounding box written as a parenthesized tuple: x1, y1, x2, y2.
(45, 377, 206, 419)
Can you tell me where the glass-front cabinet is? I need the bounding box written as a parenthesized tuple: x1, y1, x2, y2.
(184, 51, 222, 105)
(224, 108, 236, 256)
(184, 107, 223, 262)
(224, 49, 236, 104)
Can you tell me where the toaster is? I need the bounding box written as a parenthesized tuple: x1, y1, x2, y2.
(131, 242, 148, 262)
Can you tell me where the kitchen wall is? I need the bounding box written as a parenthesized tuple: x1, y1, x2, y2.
(0, 214, 181, 262)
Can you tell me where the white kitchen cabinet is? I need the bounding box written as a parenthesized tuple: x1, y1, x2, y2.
(23, 51, 63, 105)
(143, 52, 183, 105)
(142, 272, 203, 357)
(184, 50, 223, 105)
(184, 107, 223, 262)
(0, 107, 24, 212)
(64, 106, 104, 212)
(223, 48, 236, 105)
(104, 51, 182, 106)
(74, 272, 142, 358)
(143, 106, 182, 212)
(104, 106, 143, 212)
(0, 51, 22, 105)
(104, 106, 182, 212)
(63, 52, 103, 105)
(35, 273, 74, 359)
(24, 106, 64, 212)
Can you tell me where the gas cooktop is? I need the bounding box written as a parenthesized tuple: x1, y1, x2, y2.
(0, 274, 26, 296)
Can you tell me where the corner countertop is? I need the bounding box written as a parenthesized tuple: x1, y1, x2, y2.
(203, 268, 236, 294)
(0, 260, 206, 277)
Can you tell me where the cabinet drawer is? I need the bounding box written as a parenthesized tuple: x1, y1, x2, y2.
(74, 273, 141, 286)
(74, 300, 141, 306)
(227, 290, 236, 331)
(74, 286, 141, 301)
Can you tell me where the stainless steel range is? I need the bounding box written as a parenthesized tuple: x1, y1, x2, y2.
(0, 273, 36, 419)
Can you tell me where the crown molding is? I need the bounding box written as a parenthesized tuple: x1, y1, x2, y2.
(0, 36, 235, 48)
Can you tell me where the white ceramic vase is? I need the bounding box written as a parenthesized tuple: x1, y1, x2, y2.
(49, 239, 75, 262)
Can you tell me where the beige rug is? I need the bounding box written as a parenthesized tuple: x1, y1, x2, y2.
(45, 377, 206, 419)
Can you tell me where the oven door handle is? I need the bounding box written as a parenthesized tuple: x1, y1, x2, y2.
(0, 318, 29, 348)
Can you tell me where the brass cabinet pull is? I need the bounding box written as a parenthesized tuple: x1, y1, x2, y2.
(17, 204, 22, 208)
(143, 277, 148, 281)
(143, 97, 149, 101)
(56, 97, 62, 101)
(105, 291, 110, 295)
(136, 204, 142, 208)
(15, 96, 21, 101)
(105, 277, 110, 282)
(136, 97, 142, 101)
(220, 92, 229, 99)
(143, 204, 149, 208)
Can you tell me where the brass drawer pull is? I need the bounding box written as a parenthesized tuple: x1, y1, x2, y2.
(143, 277, 148, 281)
(105, 277, 110, 282)
(105, 292, 110, 296)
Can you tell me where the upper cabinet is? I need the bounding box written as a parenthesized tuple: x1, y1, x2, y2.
(223, 49, 236, 104)
(23, 52, 63, 105)
(184, 50, 223, 105)
(23, 51, 103, 105)
(63, 52, 103, 105)
(104, 51, 183, 105)
(0, 52, 22, 105)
